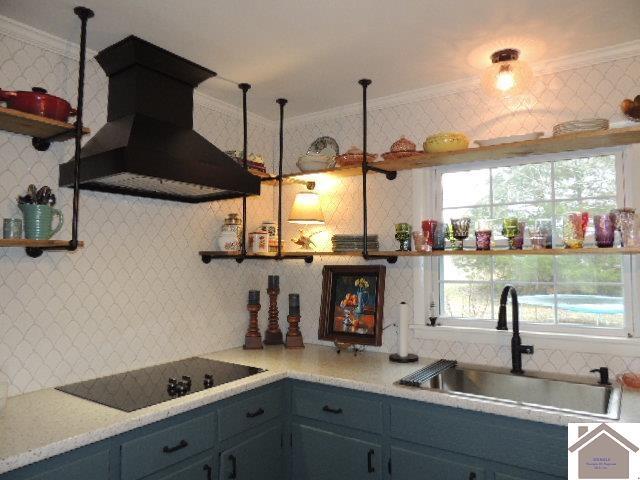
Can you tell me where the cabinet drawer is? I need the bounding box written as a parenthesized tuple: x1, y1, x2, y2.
(389, 402, 567, 477)
(391, 445, 484, 480)
(121, 413, 216, 480)
(292, 385, 383, 434)
(218, 386, 283, 441)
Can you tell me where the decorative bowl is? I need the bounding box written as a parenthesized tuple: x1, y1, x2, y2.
(335, 146, 377, 167)
(390, 135, 416, 153)
(423, 132, 469, 153)
(297, 153, 335, 172)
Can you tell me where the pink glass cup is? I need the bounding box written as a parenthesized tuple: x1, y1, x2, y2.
(475, 230, 492, 250)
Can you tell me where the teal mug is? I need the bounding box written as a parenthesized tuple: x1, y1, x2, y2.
(18, 204, 63, 240)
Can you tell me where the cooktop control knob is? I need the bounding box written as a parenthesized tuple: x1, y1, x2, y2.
(204, 374, 214, 388)
(167, 377, 178, 396)
(181, 375, 192, 388)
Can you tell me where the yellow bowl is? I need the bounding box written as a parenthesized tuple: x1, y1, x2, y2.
(423, 132, 469, 153)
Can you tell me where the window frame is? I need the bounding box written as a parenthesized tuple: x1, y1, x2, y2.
(422, 146, 637, 339)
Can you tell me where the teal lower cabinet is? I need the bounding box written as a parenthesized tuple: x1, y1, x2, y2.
(0, 380, 569, 480)
(291, 423, 382, 480)
(219, 424, 283, 480)
(390, 445, 485, 480)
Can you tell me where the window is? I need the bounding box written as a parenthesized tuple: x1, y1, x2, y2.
(434, 152, 632, 336)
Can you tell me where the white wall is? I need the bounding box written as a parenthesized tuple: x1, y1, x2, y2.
(0, 28, 276, 396)
(276, 50, 640, 377)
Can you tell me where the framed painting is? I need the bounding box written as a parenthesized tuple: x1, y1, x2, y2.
(318, 265, 386, 346)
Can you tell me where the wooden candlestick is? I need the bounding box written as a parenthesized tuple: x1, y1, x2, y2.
(285, 313, 305, 349)
(264, 287, 283, 345)
(244, 303, 264, 350)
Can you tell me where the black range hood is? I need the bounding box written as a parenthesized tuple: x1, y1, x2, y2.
(59, 36, 261, 203)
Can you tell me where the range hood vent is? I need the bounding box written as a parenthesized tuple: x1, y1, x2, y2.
(59, 36, 260, 203)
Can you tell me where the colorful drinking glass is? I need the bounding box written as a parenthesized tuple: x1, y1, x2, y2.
(619, 211, 638, 247)
(530, 219, 553, 249)
(421, 219, 437, 247)
(563, 212, 589, 249)
(395, 223, 412, 251)
(433, 223, 447, 250)
(475, 230, 492, 250)
(450, 217, 471, 250)
(412, 231, 430, 252)
(594, 214, 615, 248)
(502, 217, 520, 250)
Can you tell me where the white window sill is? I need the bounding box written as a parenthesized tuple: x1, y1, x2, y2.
(410, 324, 640, 356)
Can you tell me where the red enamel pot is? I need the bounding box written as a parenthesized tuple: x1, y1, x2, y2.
(0, 87, 76, 122)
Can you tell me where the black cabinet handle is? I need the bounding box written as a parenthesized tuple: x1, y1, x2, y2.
(203, 464, 212, 480)
(228, 454, 237, 479)
(469, 472, 477, 480)
(162, 439, 188, 453)
(367, 449, 375, 473)
(322, 405, 343, 414)
(246, 407, 265, 418)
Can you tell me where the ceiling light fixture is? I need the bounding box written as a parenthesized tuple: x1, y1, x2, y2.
(481, 48, 532, 97)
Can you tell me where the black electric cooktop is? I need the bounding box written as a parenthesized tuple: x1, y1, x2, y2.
(56, 357, 265, 412)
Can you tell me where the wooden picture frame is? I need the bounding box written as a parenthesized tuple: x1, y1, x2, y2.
(318, 265, 386, 346)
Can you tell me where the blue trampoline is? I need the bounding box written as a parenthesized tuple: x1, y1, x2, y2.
(519, 294, 623, 315)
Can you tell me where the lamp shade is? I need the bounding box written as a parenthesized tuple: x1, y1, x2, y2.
(481, 49, 532, 97)
(288, 191, 325, 224)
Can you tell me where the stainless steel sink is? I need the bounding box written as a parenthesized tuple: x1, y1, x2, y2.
(398, 364, 621, 419)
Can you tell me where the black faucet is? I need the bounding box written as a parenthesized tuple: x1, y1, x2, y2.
(497, 285, 534, 375)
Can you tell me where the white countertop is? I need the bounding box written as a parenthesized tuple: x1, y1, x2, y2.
(1, 344, 638, 474)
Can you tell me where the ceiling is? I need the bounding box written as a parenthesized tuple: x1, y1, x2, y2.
(2, 0, 639, 120)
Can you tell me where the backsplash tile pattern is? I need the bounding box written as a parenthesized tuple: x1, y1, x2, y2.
(0, 32, 276, 396)
(1, 23, 640, 396)
(278, 54, 640, 376)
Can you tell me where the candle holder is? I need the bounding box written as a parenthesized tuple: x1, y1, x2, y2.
(244, 291, 263, 350)
(264, 286, 284, 345)
(285, 313, 305, 349)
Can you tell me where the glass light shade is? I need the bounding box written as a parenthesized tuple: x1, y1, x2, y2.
(482, 58, 533, 97)
(288, 191, 325, 224)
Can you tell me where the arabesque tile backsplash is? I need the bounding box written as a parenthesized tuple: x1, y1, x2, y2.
(1, 22, 640, 396)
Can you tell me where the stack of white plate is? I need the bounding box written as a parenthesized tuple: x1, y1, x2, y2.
(553, 118, 609, 136)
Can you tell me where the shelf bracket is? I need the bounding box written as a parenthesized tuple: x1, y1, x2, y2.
(31, 137, 51, 152)
(25, 247, 44, 258)
(366, 164, 397, 181)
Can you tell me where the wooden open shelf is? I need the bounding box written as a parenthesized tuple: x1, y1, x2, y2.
(0, 106, 90, 142)
(259, 125, 640, 184)
(364, 247, 640, 257)
(0, 239, 84, 248)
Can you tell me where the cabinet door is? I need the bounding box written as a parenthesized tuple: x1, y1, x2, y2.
(494, 469, 564, 480)
(292, 423, 382, 480)
(391, 445, 485, 480)
(219, 424, 283, 480)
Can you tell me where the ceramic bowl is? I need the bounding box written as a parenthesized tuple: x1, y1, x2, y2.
(335, 146, 378, 167)
(423, 132, 469, 153)
(297, 153, 335, 172)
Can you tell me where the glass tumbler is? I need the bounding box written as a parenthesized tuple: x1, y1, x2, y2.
(594, 213, 615, 248)
(412, 231, 430, 252)
(563, 212, 589, 249)
(530, 219, 553, 249)
(432, 223, 447, 250)
(619, 212, 638, 247)
(421, 219, 437, 248)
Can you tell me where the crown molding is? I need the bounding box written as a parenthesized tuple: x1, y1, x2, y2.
(0, 14, 98, 59)
(193, 91, 275, 129)
(285, 39, 640, 127)
(0, 14, 275, 129)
